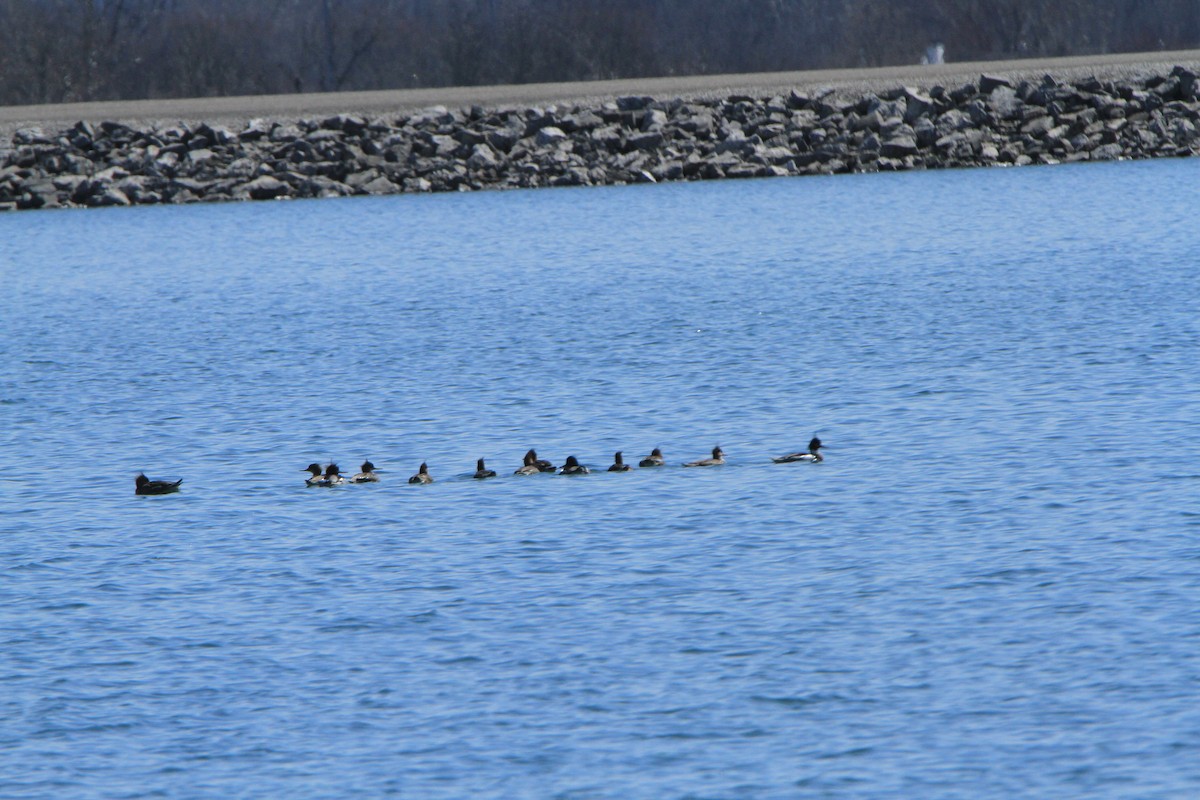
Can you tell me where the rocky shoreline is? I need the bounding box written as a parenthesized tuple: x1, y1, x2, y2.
(3, 65, 1199, 210)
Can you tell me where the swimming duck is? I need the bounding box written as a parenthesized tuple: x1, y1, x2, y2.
(639, 448, 665, 467)
(560, 455, 590, 475)
(352, 460, 380, 482)
(514, 451, 542, 475)
(304, 463, 329, 487)
(683, 446, 725, 467)
(772, 436, 824, 463)
(409, 462, 433, 484)
(608, 451, 632, 472)
(135, 473, 182, 495)
(474, 458, 497, 479)
(324, 463, 346, 485)
(526, 449, 557, 473)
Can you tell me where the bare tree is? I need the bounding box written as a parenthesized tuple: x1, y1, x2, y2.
(1, 0, 1198, 106)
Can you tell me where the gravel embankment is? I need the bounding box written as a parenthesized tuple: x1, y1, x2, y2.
(3, 50, 1200, 210)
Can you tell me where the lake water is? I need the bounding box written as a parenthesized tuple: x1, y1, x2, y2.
(3, 159, 1199, 798)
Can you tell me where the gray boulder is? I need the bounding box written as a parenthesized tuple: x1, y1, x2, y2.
(590, 126, 624, 151)
(979, 74, 1014, 93)
(902, 88, 935, 123)
(987, 86, 1023, 120)
(1021, 116, 1055, 137)
(240, 118, 274, 140)
(641, 109, 669, 131)
(617, 96, 653, 111)
(187, 148, 217, 165)
(89, 185, 131, 207)
(486, 128, 520, 153)
(467, 144, 501, 170)
(535, 126, 568, 147)
(880, 136, 919, 158)
(240, 175, 289, 200)
(361, 175, 398, 194)
(627, 131, 664, 151)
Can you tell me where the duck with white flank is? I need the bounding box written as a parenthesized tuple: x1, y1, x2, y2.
(526, 449, 556, 473)
(514, 451, 542, 475)
(608, 452, 632, 472)
(772, 436, 824, 463)
(560, 455, 590, 475)
(409, 462, 433, 484)
(474, 458, 497, 479)
(639, 448, 665, 467)
(683, 446, 725, 467)
(352, 460, 380, 482)
(135, 473, 182, 495)
(303, 463, 329, 486)
(323, 463, 346, 485)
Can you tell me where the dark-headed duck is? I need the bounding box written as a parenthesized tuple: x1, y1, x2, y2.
(352, 460, 380, 482)
(526, 449, 556, 473)
(324, 463, 345, 485)
(560, 455, 590, 475)
(474, 458, 497, 479)
(772, 436, 824, 463)
(304, 463, 328, 487)
(639, 448, 665, 468)
(135, 473, 182, 495)
(608, 451, 632, 472)
(683, 446, 725, 467)
(409, 462, 433, 484)
(514, 451, 542, 475)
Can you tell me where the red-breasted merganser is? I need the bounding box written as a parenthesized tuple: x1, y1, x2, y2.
(526, 449, 556, 473)
(772, 436, 824, 463)
(638, 448, 665, 467)
(409, 462, 433, 484)
(683, 446, 725, 467)
(608, 451, 632, 472)
(304, 463, 328, 487)
(352, 460, 380, 482)
(560, 455, 590, 475)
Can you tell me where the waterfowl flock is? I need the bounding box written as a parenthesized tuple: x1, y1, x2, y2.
(136, 439, 826, 494)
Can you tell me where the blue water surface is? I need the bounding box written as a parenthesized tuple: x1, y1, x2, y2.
(2, 159, 1199, 798)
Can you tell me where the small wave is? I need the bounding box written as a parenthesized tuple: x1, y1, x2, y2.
(816, 746, 874, 759)
(752, 692, 848, 708)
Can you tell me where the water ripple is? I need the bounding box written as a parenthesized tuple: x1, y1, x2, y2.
(3, 159, 1200, 798)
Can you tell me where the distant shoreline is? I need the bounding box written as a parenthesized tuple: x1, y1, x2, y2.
(5, 50, 1200, 211)
(5, 50, 1200, 138)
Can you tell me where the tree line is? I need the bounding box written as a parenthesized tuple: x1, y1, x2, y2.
(1, 0, 1197, 106)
